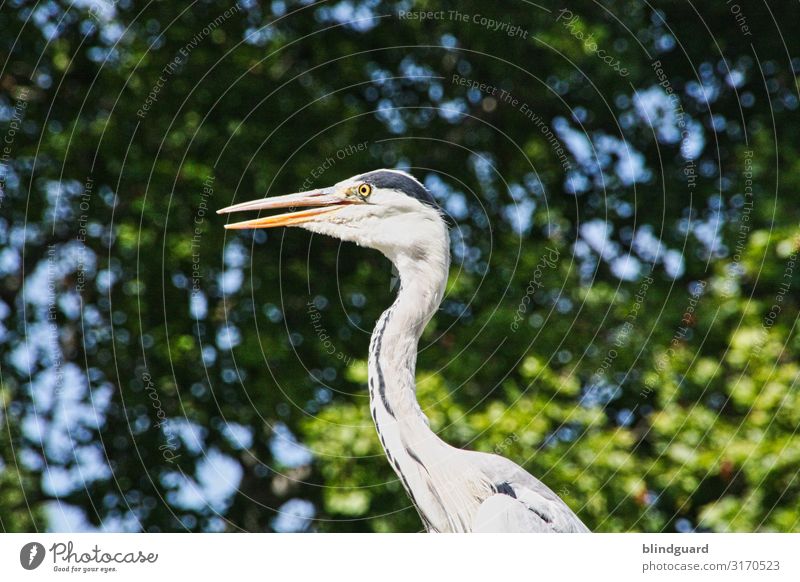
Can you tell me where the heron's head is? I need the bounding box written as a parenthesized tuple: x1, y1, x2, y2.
(217, 169, 447, 264)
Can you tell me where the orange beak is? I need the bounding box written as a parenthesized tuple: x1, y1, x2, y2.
(217, 189, 351, 229)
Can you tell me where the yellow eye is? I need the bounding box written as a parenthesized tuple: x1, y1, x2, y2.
(357, 183, 372, 197)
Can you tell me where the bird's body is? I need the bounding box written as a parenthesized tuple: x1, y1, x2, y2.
(219, 169, 589, 533)
(366, 283, 590, 532)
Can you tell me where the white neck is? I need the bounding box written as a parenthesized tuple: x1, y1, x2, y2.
(368, 234, 480, 532)
(368, 258, 444, 425)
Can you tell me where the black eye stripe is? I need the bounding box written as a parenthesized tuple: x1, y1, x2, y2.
(356, 170, 437, 208)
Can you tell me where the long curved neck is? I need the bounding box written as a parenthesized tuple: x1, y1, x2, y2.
(368, 241, 460, 531)
(369, 268, 443, 426)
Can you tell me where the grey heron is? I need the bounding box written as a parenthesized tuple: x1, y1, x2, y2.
(218, 169, 589, 533)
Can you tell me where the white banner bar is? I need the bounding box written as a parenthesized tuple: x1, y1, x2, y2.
(2, 533, 798, 581)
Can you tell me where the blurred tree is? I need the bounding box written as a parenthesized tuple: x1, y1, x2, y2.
(0, 0, 798, 532)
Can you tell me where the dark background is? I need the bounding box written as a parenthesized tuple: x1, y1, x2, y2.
(1, 0, 799, 532)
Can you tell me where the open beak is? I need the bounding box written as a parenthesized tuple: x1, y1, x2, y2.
(217, 189, 350, 230)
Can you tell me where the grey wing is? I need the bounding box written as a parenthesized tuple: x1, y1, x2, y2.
(474, 493, 552, 532)
(474, 485, 589, 532)
(475, 453, 590, 533)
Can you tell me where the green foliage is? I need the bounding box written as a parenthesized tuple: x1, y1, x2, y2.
(1, 0, 798, 532)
